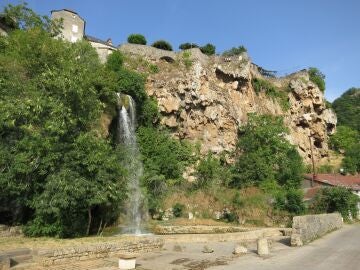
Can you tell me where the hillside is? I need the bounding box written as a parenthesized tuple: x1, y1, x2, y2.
(332, 88, 360, 132)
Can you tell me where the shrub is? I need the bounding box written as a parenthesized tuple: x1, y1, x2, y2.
(181, 51, 193, 69)
(222, 45, 247, 57)
(151, 40, 173, 51)
(312, 187, 359, 220)
(308, 67, 325, 92)
(252, 78, 290, 110)
(200, 43, 216, 55)
(149, 64, 159, 74)
(127, 33, 147, 45)
(179, 42, 199, 50)
(172, 203, 185, 217)
(106, 51, 124, 72)
(194, 153, 232, 189)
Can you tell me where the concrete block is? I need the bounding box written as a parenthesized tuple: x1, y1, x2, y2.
(118, 258, 136, 270)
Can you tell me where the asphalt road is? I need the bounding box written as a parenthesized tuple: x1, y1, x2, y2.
(137, 224, 360, 270)
(210, 223, 360, 270)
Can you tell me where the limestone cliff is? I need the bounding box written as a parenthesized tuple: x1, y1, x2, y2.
(119, 44, 337, 164)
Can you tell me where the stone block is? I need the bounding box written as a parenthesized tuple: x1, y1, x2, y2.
(257, 238, 269, 256)
(119, 258, 136, 270)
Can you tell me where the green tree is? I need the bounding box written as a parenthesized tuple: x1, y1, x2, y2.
(0, 5, 127, 236)
(222, 45, 247, 57)
(232, 114, 304, 188)
(308, 67, 325, 92)
(194, 153, 232, 189)
(200, 43, 216, 55)
(3, 2, 62, 35)
(330, 126, 359, 152)
(179, 42, 199, 50)
(106, 50, 124, 72)
(127, 33, 147, 45)
(312, 187, 359, 220)
(332, 88, 360, 132)
(342, 143, 360, 174)
(151, 40, 173, 51)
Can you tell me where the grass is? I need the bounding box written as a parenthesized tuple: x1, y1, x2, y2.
(0, 234, 143, 251)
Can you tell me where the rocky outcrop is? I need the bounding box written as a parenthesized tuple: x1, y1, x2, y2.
(122, 46, 336, 164)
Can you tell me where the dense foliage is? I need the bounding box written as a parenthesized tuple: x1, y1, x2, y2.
(0, 14, 130, 236)
(329, 88, 360, 173)
(127, 33, 147, 45)
(312, 187, 359, 220)
(232, 114, 304, 189)
(222, 45, 247, 57)
(179, 42, 199, 50)
(194, 153, 232, 189)
(332, 88, 360, 132)
(308, 67, 325, 92)
(151, 40, 173, 51)
(200, 43, 216, 55)
(2, 2, 62, 34)
(137, 127, 193, 211)
(330, 126, 359, 152)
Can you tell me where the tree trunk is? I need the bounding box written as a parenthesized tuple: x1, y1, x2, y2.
(97, 219, 103, 236)
(86, 208, 92, 236)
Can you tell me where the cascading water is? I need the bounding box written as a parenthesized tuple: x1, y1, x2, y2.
(117, 94, 146, 235)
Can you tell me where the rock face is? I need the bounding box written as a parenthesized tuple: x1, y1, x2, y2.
(120, 46, 337, 164)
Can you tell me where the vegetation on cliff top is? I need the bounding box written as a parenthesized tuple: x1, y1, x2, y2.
(308, 67, 325, 92)
(127, 33, 147, 45)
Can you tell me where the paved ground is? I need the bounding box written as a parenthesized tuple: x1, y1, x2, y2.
(135, 224, 360, 270)
(11, 224, 360, 269)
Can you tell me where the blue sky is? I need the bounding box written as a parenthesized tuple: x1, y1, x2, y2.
(2, 0, 359, 101)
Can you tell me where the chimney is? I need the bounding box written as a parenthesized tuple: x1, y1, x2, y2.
(106, 38, 113, 46)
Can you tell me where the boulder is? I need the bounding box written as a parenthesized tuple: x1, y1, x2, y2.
(233, 244, 248, 255)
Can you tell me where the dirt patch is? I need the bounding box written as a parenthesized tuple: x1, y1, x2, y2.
(171, 258, 192, 265)
(170, 257, 229, 270)
(184, 258, 229, 270)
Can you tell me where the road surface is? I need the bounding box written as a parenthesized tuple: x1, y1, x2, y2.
(136, 224, 360, 270)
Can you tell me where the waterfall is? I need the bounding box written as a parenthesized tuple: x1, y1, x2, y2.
(117, 94, 146, 235)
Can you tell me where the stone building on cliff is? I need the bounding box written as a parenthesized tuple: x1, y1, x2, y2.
(51, 9, 116, 63)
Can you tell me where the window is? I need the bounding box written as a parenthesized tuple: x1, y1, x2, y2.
(71, 36, 77, 43)
(72, 25, 78, 33)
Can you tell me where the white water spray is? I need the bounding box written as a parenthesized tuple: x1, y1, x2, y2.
(117, 94, 146, 235)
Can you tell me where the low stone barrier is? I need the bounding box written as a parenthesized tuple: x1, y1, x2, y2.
(160, 228, 290, 243)
(36, 237, 164, 266)
(153, 225, 252, 235)
(291, 213, 343, 246)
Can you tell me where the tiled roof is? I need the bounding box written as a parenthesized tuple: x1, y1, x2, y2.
(85, 35, 116, 49)
(304, 174, 360, 191)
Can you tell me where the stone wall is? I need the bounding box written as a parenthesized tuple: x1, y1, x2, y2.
(119, 43, 177, 62)
(160, 228, 290, 243)
(36, 237, 164, 266)
(291, 213, 343, 246)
